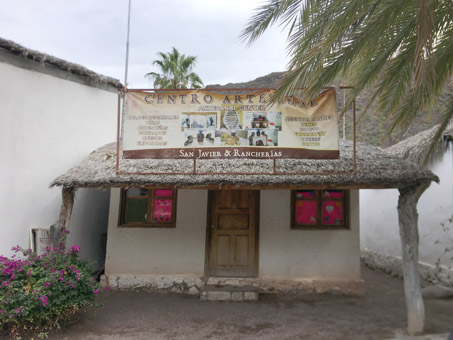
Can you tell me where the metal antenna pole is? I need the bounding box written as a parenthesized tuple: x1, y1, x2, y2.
(120, 0, 132, 142)
(124, 0, 132, 87)
(343, 89, 346, 139)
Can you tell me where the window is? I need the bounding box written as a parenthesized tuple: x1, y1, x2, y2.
(291, 190, 348, 229)
(120, 188, 177, 227)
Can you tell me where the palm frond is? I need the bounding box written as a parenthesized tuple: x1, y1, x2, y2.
(145, 48, 203, 89)
(241, 0, 453, 154)
(413, 0, 436, 115)
(423, 96, 453, 164)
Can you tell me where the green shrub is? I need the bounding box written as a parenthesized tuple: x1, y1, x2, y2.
(435, 215, 453, 273)
(0, 232, 104, 338)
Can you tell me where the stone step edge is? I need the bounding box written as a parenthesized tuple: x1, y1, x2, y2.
(202, 284, 259, 292)
(200, 290, 259, 301)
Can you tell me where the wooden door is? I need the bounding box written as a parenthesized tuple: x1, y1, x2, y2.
(207, 190, 259, 277)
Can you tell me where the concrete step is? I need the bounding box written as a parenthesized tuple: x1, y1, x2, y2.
(200, 284, 259, 301)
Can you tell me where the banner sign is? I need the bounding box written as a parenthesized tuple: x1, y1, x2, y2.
(122, 89, 339, 160)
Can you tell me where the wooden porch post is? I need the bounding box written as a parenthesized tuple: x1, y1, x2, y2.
(50, 186, 76, 247)
(397, 181, 430, 335)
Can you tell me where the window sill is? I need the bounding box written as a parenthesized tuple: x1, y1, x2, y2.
(290, 225, 349, 230)
(119, 223, 176, 228)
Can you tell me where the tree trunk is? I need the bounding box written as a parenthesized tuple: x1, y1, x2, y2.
(50, 187, 76, 248)
(397, 181, 430, 335)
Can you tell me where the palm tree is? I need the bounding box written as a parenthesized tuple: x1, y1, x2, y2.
(145, 47, 204, 89)
(240, 0, 453, 160)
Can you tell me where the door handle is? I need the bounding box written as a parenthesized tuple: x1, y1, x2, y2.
(211, 224, 215, 229)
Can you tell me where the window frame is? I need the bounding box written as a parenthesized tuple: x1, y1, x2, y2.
(119, 188, 177, 228)
(290, 189, 349, 230)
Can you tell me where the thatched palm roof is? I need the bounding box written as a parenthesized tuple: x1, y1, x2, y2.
(386, 120, 453, 165)
(51, 140, 437, 190)
(0, 37, 122, 89)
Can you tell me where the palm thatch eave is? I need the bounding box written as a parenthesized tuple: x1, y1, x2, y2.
(386, 120, 453, 165)
(50, 140, 437, 190)
(0, 37, 123, 90)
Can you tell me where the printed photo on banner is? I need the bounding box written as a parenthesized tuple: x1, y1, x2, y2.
(216, 130, 248, 146)
(220, 110, 243, 130)
(181, 112, 216, 131)
(244, 111, 282, 131)
(247, 129, 279, 146)
(183, 129, 216, 146)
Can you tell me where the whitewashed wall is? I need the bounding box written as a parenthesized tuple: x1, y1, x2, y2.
(360, 145, 453, 268)
(260, 190, 361, 280)
(105, 189, 361, 280)
(0, 60, 117, 269)
(105, 189, 208, 276)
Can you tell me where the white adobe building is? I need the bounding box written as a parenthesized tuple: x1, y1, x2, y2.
(53, 136, 436, 334)
(0, 38, 122, 269)
(0, 36, 441, 334)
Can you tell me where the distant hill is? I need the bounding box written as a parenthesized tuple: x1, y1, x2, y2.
(207, 72, 286, 90)
(208, 72, 446, 147)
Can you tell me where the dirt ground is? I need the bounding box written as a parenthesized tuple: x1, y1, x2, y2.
(3, 265, 453, 340)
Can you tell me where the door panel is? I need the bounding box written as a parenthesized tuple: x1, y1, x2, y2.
(207, 190, 259, 277)
(216, 236, 230, 266)
(218, 190, 234, 208)
(237, 190, 250, 209)
(218, 214, 249, 230)
(235, 235, 249, 266)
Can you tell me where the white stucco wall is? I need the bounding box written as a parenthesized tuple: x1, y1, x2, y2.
(66, 189, 111, 270)
(0, 60, 117, 269)
(105, 189, 208, 276)
(105, 189, 361, 280)
(360, 145, 453, 268)
(259, 190, 360, 280)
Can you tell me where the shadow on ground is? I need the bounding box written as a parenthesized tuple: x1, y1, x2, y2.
(3, 266, 453, 340)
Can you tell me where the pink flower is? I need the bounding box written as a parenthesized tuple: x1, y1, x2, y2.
(70, 245, 80, 253)
(93, 289, 99, 294)
(44, 282, 51, 288)
(104, 286, 111, 291)
(16, 307, 23, 316)
(39, 295, 48, 307)
(11, 245, 21, 253)
(2, 281, 8, 286)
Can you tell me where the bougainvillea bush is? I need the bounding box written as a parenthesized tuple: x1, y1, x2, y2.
(0, 233, 103, 338)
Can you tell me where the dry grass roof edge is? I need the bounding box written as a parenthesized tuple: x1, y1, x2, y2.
(0, 37, 122, 89)
(50, 139, 437, 190)
(386, 120, 453, 165)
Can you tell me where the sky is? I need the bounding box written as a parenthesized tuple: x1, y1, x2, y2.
(1, 0, 290, 88)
